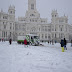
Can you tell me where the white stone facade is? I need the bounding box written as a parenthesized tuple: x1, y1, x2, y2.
(0, 5, 15, 40)
(0, 0, 72, 42)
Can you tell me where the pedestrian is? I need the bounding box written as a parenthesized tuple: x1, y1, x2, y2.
(2, 38, 3, 42)
(71, 40, 72, 47)
(55, 40, 57, 43)
(9, 38, 12, 45)
(64, 38, 67, 50)
(52, 40, 54, 45)
(60, 39, 64, 52)
(0, 39, 1, 41)
(50, 41, 51, 44)
(48, 41, 49, 44)
(24, 39, 27, 47)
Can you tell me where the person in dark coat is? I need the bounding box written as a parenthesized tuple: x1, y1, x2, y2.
(60, 39, 64, 52)
(0, 39, 1, 41)
(9, 39, 12, 45)
(64, 38, 67, 50)
(60, 39, 64, 47)
(71, 40, 72, 47)
(48, 41, 49, 44)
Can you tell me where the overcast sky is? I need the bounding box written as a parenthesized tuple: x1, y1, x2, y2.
(0, 0, 72, 24)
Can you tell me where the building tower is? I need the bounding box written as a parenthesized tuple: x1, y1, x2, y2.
(8, 5, 15, 21)
(28, 0, 36, 11)
(51, 10, 58, 23)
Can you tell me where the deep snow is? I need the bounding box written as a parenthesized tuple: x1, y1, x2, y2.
(0, 41, 72, 72)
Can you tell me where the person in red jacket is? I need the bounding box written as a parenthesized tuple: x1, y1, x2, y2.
(24, 39, 27, 45)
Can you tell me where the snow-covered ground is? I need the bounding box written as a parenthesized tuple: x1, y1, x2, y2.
(0, 41, 72, 72)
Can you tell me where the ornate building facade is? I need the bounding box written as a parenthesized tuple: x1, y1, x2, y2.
(0, 0, 72, 42)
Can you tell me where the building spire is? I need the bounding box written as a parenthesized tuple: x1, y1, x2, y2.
(28, 0, 36, 11)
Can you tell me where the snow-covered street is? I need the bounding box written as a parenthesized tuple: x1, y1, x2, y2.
(0, 41, 72, 72)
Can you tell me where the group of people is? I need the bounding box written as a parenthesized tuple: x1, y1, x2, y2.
(0, 38, 5, 42)
(48, 40, 56, 45)
(60, 38, 72, 52)
(0, 38, 12, 45)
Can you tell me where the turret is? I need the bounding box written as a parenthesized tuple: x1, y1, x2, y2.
(51, 10, 58, 23)
(8, 5, 15, 21)
(28, 0, 36, 11)
(51, 10, 58, 18)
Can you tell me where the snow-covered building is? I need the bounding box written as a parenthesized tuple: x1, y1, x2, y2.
(0, 0, 72, 42)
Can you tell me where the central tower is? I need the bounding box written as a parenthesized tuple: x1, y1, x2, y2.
(28, 0, 36, 11)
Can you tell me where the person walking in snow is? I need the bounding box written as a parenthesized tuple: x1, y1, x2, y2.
(52, 39, 54, 45)
(60, 39, 64, 52)
(71, 40, 72, 47)
(0, 39, 1, 41)
(24, 39, 27, 47)
(48, 41, 49, 44)
(2, 38, 3, 42)
(64, 38, 67, 50)
(50, 41, 51, 44)
(9, 38, 12, 45)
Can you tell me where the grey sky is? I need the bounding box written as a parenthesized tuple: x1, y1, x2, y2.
(0, 0, 72, 24)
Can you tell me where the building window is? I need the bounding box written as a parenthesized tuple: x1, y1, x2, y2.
(52, 34, 54, 38)
(48, 35, 50, 39)
(31, 4, 34, 10)
(11, 11, 12, 13)
(4, 25, 6, 29)
(3, 22, 4, 24)
(55, 15, 56, 17)
(10, 32, 11, 37)
(61, 28, 62, 31)
(45, 34, 47, 39)
(2, 31, 3, 37)
(55, 34, 56, 38)
(4, 32, 5, 37)
(45, 26, 47, 31)
(52, 15, 54, 17)
(35, 20, 37, 22)
(10, 23, 12, 30)
(6, 32, 7, 37)
(30, 14, 35, 16)
(39, 28, 40, 31)
(10, 26, 11, 30)
(42, 34, 44, 39)
(55, 28, 56, 31)
(3, 16, 8, 19)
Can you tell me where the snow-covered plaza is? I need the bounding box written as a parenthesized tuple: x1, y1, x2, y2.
(0, 41, 72, 72)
